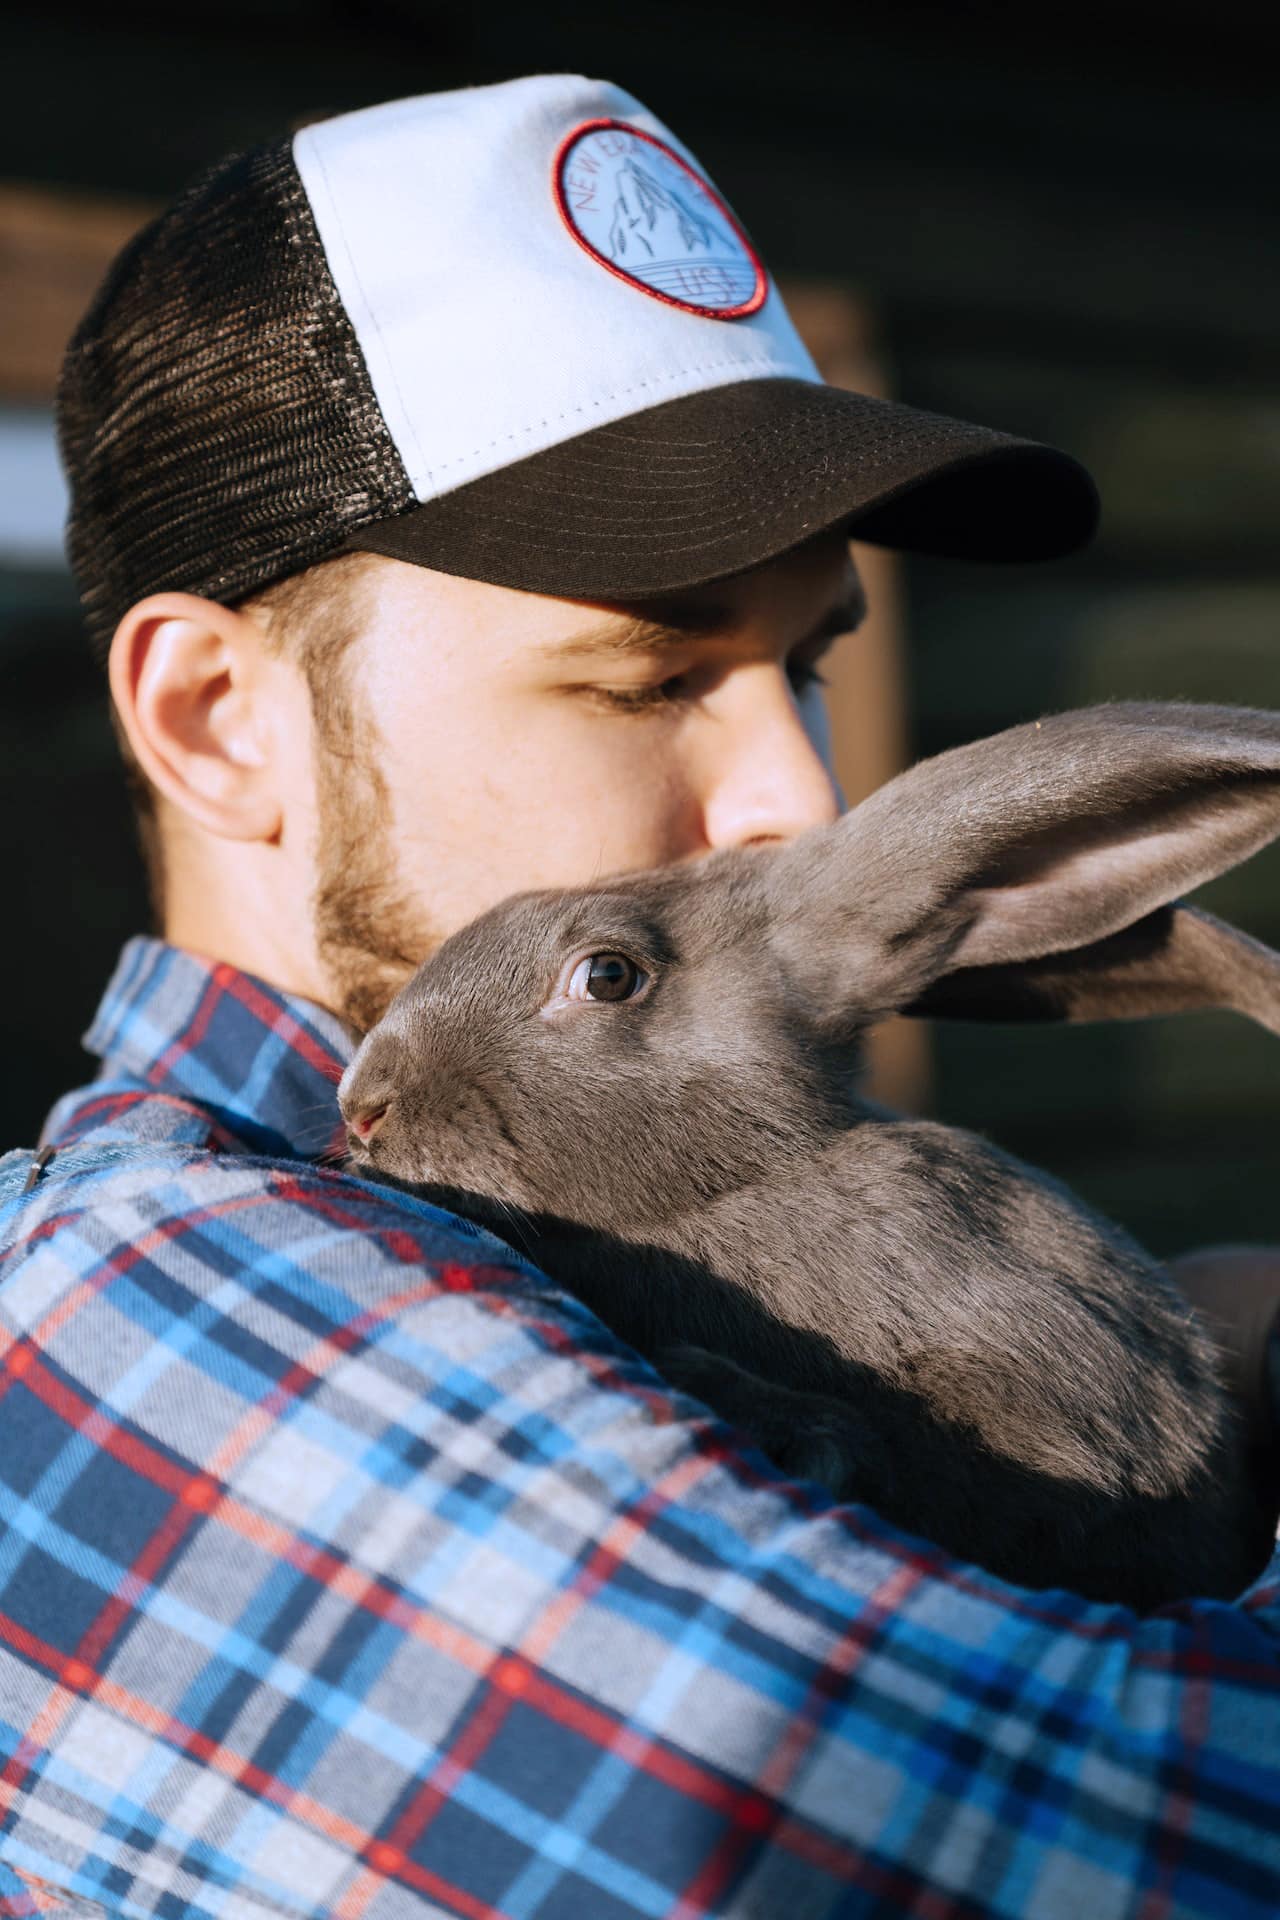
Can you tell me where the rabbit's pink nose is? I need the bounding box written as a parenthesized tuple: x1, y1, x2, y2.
(348, 1102, 389, 1145)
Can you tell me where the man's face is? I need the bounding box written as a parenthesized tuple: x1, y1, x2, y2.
(310, 530, 862, 1030)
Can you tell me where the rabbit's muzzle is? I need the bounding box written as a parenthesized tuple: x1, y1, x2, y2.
(346, 1099, 389, 1146)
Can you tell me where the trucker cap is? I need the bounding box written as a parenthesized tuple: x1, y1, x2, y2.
(57, 73, 1099, 659)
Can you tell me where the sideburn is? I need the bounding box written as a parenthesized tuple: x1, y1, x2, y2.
(308, 648, 440, 1036)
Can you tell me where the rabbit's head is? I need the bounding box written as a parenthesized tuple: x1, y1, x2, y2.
(340, 702, 1280, 1228)
(336, 853, 854, 1229)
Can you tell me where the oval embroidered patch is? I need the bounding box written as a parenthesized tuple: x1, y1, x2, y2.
(553, 118, 768, 320)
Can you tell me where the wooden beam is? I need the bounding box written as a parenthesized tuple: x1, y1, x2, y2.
(783, 282, 929, 1113)
(0, 182, 154, 399)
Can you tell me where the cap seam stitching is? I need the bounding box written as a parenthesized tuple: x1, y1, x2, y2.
(425, 356, 818, 485)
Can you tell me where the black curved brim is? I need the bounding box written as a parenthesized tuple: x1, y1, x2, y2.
(339, 378, 1099, 597)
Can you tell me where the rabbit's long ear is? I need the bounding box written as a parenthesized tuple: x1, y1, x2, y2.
(769, 704, 1280, 1027)
(905, 905, 1280, 1037)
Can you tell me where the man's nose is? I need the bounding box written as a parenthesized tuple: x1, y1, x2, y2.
(700, 666, 843, 850)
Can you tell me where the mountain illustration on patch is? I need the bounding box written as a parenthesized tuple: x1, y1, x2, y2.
(559, 128, 763, 312)
(607, 158, 728, 263)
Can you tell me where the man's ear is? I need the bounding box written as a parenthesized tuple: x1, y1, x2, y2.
(108, 592, 286, 843)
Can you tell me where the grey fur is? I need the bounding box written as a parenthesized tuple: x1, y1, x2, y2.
(339, 703, 1280, 1609)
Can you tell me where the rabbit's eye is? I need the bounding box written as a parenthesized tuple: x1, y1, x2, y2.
(567, 953, 647, 1003)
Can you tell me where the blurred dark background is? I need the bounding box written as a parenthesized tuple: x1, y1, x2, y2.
(2, 0, 1277, 1254)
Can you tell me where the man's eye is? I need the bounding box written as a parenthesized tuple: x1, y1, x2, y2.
(590, 676, 689, 713)
(581, 655, 827, 714)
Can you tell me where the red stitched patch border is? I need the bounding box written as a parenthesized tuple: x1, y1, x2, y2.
(552, 117, 768, 321)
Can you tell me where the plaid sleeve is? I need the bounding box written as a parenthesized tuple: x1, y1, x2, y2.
(0, 1150, 1277, 1920)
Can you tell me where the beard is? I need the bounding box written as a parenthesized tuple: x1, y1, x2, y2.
(308, 676, 441, 1038)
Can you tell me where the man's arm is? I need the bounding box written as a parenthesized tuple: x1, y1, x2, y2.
(1, 1156, 1277, 1920)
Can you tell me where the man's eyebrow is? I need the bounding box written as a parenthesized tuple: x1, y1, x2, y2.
(544, 583, 868, 662)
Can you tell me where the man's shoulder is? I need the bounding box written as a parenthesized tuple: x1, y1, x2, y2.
(0, 1125, 542, 1324)
(0, 1120, 629, 1495)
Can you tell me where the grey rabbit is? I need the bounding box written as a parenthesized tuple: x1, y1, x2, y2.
(339, 703, 1280, 1610)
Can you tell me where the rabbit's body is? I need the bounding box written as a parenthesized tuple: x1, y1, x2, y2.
(419, 1112, 1258, 1608)
(341, 704, 1280, 1609)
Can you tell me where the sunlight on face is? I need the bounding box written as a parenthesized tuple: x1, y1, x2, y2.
(313, 531, 862, 1028)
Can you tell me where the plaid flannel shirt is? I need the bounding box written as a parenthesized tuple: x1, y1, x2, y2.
(0, 936, 1276, 1920)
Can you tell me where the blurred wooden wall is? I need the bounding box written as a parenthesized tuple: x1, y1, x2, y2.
(0, 184, 153, 394)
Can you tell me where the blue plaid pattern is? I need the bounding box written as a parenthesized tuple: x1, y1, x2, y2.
(0, 934, 1275, 1919)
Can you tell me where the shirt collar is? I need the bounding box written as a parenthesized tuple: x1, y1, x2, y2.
(70, 936, 356, 1161)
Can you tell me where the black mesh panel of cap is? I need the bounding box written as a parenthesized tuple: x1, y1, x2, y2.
(57, 137, 416, 662)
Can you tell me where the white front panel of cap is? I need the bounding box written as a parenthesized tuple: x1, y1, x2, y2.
(293, 76, 820, 502)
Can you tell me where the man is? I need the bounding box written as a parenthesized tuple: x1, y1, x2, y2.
(0, 75, 1276, 1920)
